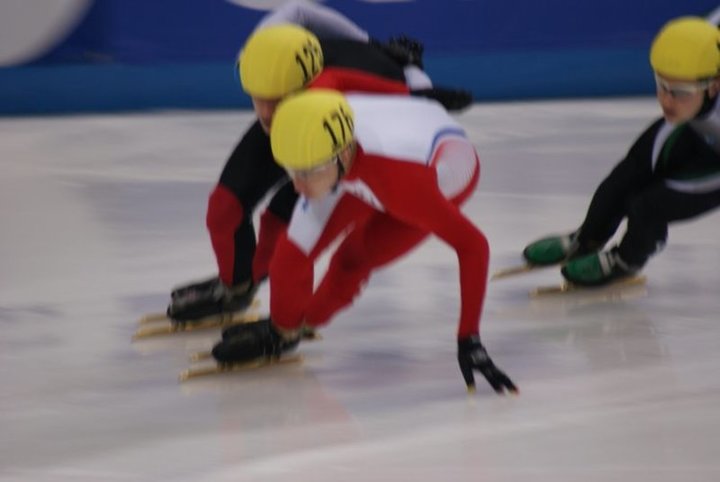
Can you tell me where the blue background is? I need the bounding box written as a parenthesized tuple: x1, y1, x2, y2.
(1, 0, 718, 115)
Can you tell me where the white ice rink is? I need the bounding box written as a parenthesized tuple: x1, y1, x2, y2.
(2, 98, 719, 481)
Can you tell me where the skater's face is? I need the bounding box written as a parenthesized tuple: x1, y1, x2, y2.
(655, 74, 719, 123)
(286, 144, 355, 200)
(252, 97, 282, 133)
(286, 156, 341, 200)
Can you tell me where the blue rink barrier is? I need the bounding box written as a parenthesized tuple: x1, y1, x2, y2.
(0, 47, 651, 115)
(0, 0, 716, 115)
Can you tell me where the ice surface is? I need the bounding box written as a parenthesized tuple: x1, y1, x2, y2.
(1, 98, 719, 481)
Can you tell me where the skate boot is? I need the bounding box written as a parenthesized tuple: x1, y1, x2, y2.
(212, 318, 300, 364)
(522, 231, 586, 266)
(170, 275, 219, 301)
(561, 247, 636, 287)
(221, 322, 317, 342)
(167, 279, 258, 322)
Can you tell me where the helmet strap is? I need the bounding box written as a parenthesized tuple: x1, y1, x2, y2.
(330, 142, 354, 193)
(330, 156, 346, 194)
(696, 89, 717, 118)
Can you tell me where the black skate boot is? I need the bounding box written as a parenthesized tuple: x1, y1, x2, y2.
(170, 275, 219, 301)
(221, 322, 317, 342)
(212, 318, 300, 364)
(170, 276, 220, 302)
(167, 279, 258, 322)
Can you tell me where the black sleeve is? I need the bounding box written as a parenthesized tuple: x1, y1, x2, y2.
(218, 120, 287, 207)
(319, 38, 407, 83)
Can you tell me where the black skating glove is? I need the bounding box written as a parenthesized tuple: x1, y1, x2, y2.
(213, 318, 300, 364)
(371, 34, 425, 68)
(411, 87, 473, 112)
(457, 336, 518, 394)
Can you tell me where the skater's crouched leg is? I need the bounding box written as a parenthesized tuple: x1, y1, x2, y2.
(618, 188, 670, 268)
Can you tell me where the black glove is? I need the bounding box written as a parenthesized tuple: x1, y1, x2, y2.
(371, 34, 425, 69)
(213, 318, 300, 364)
(411, 87, 473, 112)
(458, 336, 518, 394)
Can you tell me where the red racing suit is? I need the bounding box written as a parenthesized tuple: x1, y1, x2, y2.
(206, 39, 410, 287)
(269, 94, 488, 338)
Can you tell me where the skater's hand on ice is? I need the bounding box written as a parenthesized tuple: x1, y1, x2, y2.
(458, 336, 518, 395)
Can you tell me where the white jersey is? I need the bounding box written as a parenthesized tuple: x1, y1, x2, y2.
(288, 94, 478, 255)
(348, 94, 466, 164)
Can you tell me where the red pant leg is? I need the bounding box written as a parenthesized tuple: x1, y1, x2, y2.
(305, 212, 429, 326)
(270, 195, 372, 330)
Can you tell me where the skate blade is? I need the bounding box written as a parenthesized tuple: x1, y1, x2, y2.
(137, 299, 260, 324)
(530, 275, 647, 297)
(188, 333, 321, 363)
(491, 263, 556, 280)
(190, 351, 213, 362)
(179, 354, 303, 382)
(302, 331, 322, 341)
(137, 312, 170, 324)
(132, 309, 261, 341)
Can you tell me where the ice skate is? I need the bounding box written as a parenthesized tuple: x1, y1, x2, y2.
(169, 275, 219, 301)
(166, 279, 258, 322)
(212, 318, 300, 362)
(493, 231, 597, 280)
(221, 322, 321, 342)
(179, 318, 302, 381)
(491, 262, 556, 280)
(532, 249, 644, 296)
(179, 354, 303, 381)
(530, 274, 647, 297)
(132, 300, 261, 340)
(134, 278, 261, 340)
(560, 248, 638, 287)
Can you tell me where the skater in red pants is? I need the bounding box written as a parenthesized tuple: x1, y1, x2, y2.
(167, 3, 471, 322)
(212, 89, 517, 394)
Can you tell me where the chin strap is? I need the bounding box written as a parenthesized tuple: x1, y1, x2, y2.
(330, 155, 347, 194)
(696, 90, 717, 118)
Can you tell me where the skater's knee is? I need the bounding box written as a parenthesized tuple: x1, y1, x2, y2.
(627, 193, 666, 225)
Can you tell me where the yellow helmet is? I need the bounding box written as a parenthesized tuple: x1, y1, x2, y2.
(271, 89, 355, 171)
(650, 16, 720, 80)
(239, 24, 324, 98)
